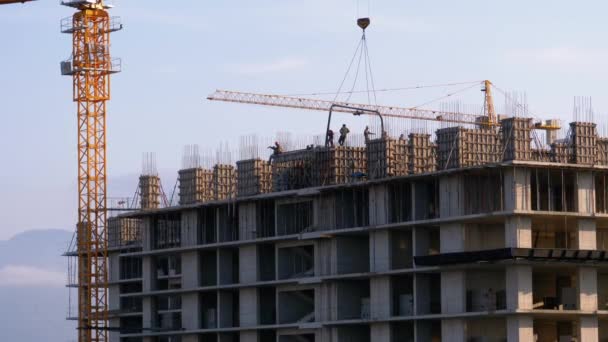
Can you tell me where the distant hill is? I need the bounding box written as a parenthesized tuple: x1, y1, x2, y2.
(0, 229, 76, 342)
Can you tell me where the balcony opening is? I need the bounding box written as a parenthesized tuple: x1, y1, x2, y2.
(391, 322, 414, 342)
(531, 168, 576, 212)
(152, 213, 181, 249)
(466, 270, 506, 312)
(218, 204, 239, 242)
(466, 318, 506, 342)
(413, 179, 439, 220)
(335, 188, 370, 229)
(278, 244, 314, 280)
(256, 199, 276, 238)
(218, 290, 239, 328)
(277, 200, 313, 235)
(388, 181, 412, 223)
(532, 219, 577, 249)
(414, 226, 440, 258)
(391, 229, 413, 270)
(278, 288, 315, 324)
(200, 250, 217, 287)
(336, 235, 369, 274)
(258, 244, 276, 281)
(415, 273, 441, 315)
(336, 279, 370, 320)
(259, 287, 277, 325)
(463, 169, 504, 214)
(218, 248, 239, 285)
(533, 270, 577, 310)
(534, 319, 578, 342)
(200, 292, 218, 329)
(119, 256, 142, 280)
(335, 325, 371, 342)
(198, 206, 217, 244)
(392, 275, 414, 317)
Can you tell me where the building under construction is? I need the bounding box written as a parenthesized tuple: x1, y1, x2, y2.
(103, 107, 608, 342)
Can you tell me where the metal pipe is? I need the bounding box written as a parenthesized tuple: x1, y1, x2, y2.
(325, 104, 384, 147)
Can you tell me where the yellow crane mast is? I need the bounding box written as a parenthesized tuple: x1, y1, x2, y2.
(60, 0, 121, 341)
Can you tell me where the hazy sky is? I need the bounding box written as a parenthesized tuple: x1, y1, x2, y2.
(2, 0, 608, 239)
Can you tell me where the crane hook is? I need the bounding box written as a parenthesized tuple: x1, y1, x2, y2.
(357, 17, 370, 31)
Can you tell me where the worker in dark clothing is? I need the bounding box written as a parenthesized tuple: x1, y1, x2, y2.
(363, 125, 375, 143)
(268, 141, 282, 163)
(338, 124, 349, 146)
(326, 129, 335, 147)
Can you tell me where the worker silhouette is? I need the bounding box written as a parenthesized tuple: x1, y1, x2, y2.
(326, 129, 335, 147)
(268, 141, 282, 163)
(338, 124, 350, 146)
(364, 125, 375, 143)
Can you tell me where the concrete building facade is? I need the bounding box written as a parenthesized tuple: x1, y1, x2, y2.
(106, 159, 608, 342)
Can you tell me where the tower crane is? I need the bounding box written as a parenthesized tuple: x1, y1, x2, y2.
(208, 81, 496, 128)
(60, 0, 122, 341)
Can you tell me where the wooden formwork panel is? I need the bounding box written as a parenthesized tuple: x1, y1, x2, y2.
(408, 133, 435, 174)
(366, 138, 409, 179)
(570, 122, 598, 165)
(550, 142, 571, 164)
(314, 146, 367, 186)
(436, 127, 467, 170)
(463, 128, 501, 166)
(501, 117, 533, 161)
(139, 175, 161, 209)
(271, 149, 316, 191)
(213, 164, 236, 200)
(598, 139, 608, 166)
(108, 217, 141, 248)
(178, 167, 214, 204)
(236, 159, 272, 197)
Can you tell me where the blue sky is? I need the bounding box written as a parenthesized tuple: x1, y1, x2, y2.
(2, 0, 608, 239)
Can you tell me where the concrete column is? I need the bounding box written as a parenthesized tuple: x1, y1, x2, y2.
(142, 255, 155, 292)
(109, 253, 120, 283)
(370, 230, 391, 272)
(505, 216, 532, 248)
(369, 185, 388, 225)
(142, 296, 156, 330)
(503, 167, 531, 211)
(239, 202, 257, 240)
(240, 331, 259, 342)
(181, 210, 198, 247)
(182, 293, 200, 330)
(439, 175, 464, 218)
(441, 319, 465, 342)
(506, 265, 532, 310)
(316, 282, 337, 322)
(577, 219, 597, 250)
(239, 245, 258, 283)
(507, 316, 534, 342)
(579, 267, 598, 311)
(370, 323, 392, 342)
(441, 271, 465, 314)
(108, 284, 120, 311)
(580, 316, 599, 342)
(141, 217, 153, 251)
(370, 276, 392, 320)
(239, 288, 259, 327)
(182, 251, 200, 288)
(108, 317, 120, 342)
(576, 171, 595, 214)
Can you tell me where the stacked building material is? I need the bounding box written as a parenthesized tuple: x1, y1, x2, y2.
(236, 159, 272, 197)
(271, 149, 316, 191)
(501, 117, 533, 161)
(314, 146, 367, 186)
(366, 138, 409, 179)
(408, 133, 435, 174)
(212, 164, 236, 200)
(178, 167, 214, 205)
(570, 122, 598, 165)
(138, 175, 161, 209)
(108, 216, 142, 248)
